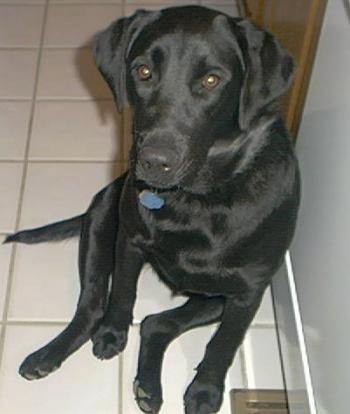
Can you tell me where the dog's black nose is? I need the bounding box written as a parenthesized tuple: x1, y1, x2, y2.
(139, 147, 175, 175)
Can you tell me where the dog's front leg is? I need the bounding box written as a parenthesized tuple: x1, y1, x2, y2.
(184, 292, 264, 414)
(134, 295, 225, 414)
(92, 227, 144, 360)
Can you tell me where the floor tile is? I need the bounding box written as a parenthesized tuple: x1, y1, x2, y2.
(244, 327, 284, 389)
(0, 5, 44, 47)
(8, 239, 80, 322)
(123, 325, 242, 413)
(0, 235, 12, 320)
(0, 50, 38, 98)
(0, 324, 120, 414)
(0, 101, 31, 160)
(252, 287, 275, 326)
(0, 162, 23, 233)
(19, 162, 119, 228)
(29, 100, 123, 161)
(37, 48, 112, 99)
(133, 264, 187, 324)
(44, 4, 122, 48)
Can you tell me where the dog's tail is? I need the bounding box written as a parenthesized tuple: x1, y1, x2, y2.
(3, 214, 84, 245)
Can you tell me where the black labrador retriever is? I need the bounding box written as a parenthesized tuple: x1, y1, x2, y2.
(5, 6, 300, 413)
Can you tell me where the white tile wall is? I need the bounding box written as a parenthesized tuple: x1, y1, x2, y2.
(0, 1, 284, 413)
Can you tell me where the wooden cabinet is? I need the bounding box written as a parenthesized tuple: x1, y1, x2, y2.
(238, 0, 328, 138)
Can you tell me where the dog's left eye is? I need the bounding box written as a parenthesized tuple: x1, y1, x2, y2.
(202, 74, 221, 90)
(137, 65, 152, 81)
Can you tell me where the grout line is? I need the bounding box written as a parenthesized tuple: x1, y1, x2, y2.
(250, 322, 278, 329)
(0, 0, 50, 369)
(0, 160, 23, 164)
(0, 98, 114, 102)
(0, 159, 126, 165)
(0, 2, 45, 4)
(5, 320, 68, 326)
(0, 47, 42, 51)
(0, 1, 123, 5)
(47, 1, 124, 3)
(35, 96, 114, 101)
(0, 98, 32, 102)
(35, 98, 114, 102)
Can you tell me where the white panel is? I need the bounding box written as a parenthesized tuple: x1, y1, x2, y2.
(290, 2, 350, 413)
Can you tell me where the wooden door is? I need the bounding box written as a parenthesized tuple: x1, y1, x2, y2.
(238, 0, 328, 138)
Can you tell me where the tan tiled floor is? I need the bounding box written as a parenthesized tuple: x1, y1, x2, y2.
(0, 1, 284, 413)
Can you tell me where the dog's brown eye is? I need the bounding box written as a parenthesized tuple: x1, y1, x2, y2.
(202, 74, 221, 89)
(137, 65, 152, 80)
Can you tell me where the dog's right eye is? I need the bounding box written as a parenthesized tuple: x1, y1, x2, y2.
(202, 74, 221, 90)
(136, 65, 152, 81)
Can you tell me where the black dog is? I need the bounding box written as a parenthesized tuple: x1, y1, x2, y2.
(5, 6, 300, 414)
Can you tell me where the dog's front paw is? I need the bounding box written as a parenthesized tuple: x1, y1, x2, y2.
(133, 378, 163, 414)
(92, 326, 128, 360)
(19, 350, 61, 380)
(184, 378, 223, 414)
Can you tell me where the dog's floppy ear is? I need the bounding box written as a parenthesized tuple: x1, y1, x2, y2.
(93, 10, 159, 112)
(236, 20, 295, 131)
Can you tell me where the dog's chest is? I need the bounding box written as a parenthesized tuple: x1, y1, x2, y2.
(133, 201, 237, 289)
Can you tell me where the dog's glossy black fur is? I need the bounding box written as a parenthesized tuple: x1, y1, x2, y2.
(5, 6, 300, 413)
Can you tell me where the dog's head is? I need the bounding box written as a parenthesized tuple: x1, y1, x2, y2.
(93, 6, 295, 191)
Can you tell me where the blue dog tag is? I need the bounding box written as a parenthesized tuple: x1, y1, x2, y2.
(139, 190, 165, 210)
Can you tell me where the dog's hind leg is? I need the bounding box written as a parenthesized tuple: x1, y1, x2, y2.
(91, 224, 145, 360)
(133, 295, 225, 414)
(18, 174, 127, 380)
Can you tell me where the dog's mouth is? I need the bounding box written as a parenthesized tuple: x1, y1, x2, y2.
(135, 179, 179, 194)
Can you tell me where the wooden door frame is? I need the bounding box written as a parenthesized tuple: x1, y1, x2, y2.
(237, 0, 328, 138)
